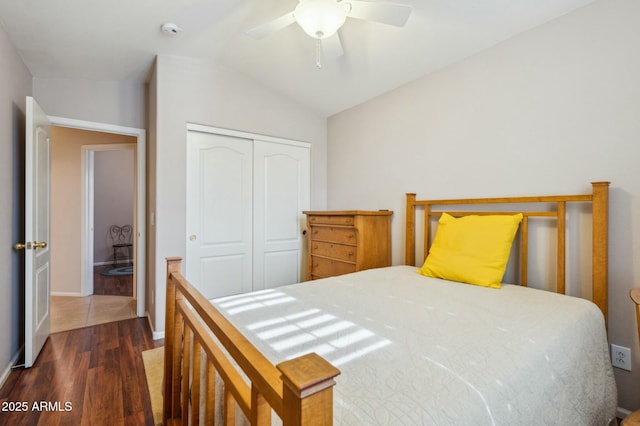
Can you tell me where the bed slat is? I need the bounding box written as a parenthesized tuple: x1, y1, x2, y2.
(251, 385, 270, 425)
(557, 201, 566, 295)
(191, 339, 202, 425)
(520, 216, 529, 287)
(205, 363, 215, 424)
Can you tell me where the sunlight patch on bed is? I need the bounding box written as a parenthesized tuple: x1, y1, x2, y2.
(262, 296, 296, 306)
(215, 290, 297, 315)
(257, 324, 299, 340)
(285, 308, 321, 320)
(246, 309, 321, 331)
(218, 293, 394, 368)
(227, 303, 264, 315)
(287, 343, 336, 360)
(216, 289, 281, 307)
(271, 333, 317, 351)
(297, 313, 336, 328)
(240, 309, 392, 367)
(311, 320, 354, 337)
(246, 317, 286, 330)
(331, 339, 392, 367)
(329, 329, 375, 348)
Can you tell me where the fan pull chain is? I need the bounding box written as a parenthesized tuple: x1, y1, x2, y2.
(315, 32, 322, 69)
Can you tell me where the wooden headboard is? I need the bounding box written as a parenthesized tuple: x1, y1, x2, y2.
(405, 181, 610, 325)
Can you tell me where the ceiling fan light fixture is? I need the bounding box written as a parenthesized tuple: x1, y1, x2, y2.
(294, 0, 347, 39)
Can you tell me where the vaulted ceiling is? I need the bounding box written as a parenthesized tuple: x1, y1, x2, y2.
(0, 0, 595, 116)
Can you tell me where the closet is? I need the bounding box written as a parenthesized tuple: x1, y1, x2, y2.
(185, 125, 310, 299)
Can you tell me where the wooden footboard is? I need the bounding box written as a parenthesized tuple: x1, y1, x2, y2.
(163, 258, 341, 426)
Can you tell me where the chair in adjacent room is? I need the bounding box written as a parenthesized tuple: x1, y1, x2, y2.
(109, 224, 133, 266)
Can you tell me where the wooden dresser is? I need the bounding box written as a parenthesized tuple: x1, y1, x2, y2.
(303, 210, 393, 281)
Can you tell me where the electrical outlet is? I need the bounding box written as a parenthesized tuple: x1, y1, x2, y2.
(611, 344, 632, 371)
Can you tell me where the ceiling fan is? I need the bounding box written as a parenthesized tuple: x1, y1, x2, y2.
(246, 0, 412, 67)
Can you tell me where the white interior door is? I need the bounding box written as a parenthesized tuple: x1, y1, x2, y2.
(23, 96, 51, 368)
(253, 140, 310, 290)
(186, 131, 253, 299)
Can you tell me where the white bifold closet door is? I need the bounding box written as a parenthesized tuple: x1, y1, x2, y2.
(186, 129, 310, 299)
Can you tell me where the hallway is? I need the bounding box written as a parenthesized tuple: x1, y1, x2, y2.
(50, 265, 136, 333)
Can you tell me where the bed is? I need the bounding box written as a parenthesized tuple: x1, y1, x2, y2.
(163, 181, 617, 425)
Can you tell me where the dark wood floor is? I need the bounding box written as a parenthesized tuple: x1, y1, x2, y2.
(0, 318, 163, 426)
(93, 265, 133, 297)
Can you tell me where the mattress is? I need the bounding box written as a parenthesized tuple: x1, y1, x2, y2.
(210, 266, 617, 425)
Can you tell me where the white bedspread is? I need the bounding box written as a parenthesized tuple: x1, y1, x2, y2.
(211, 266, 617, 425)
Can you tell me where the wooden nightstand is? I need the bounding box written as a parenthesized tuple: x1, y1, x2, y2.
(303, 210, 392, 281)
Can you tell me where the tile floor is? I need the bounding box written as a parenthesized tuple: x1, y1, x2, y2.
(50, 295, 137, 333)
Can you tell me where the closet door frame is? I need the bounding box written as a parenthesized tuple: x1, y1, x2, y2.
(186, 123, 311, 150)
(185, 123, 311, 298)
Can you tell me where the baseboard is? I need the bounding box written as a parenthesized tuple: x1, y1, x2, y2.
(51, 291, 83, 297)
(146, 312, 165, 340)
(618, 406, 632, 419)
(94, 260, 133, 267)
(0, 345, 24, 390)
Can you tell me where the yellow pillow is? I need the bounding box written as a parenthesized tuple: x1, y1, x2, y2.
(417, 212, 523, 288)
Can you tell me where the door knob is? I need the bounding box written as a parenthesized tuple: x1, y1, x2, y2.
(14, 241, 47, 250)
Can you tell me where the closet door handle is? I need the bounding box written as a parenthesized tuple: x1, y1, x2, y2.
(189, 234, 197, 241)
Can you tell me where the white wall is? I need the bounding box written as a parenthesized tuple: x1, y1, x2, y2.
(33, 78, 146, 129)
(328, 0, 640, 412)
(0, 24, 32, 386)
(150, 55, 327, 333)
(93, 150, 134, 264)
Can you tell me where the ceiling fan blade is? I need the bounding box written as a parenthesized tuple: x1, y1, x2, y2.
(246, 12, 296, 39)
(322, 32, 344, 58)
(345, 1, 412, 27)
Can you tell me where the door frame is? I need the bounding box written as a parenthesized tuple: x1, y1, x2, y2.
(50, 116, 146, 317)
(81, 143, 137, 296)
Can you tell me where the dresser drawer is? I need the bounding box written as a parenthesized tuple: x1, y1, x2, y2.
(308, 215, 355, 226)
(310, 241, 356, 262)
(310, 226, 356, 244)
(310, 256, 356, 278)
